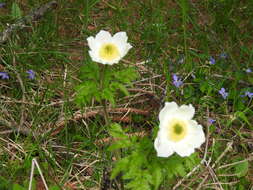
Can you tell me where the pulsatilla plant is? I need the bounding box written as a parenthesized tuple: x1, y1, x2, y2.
(76, 30, 138, 110)
(108, 102, 205, 190)
(76, 30, 205, 190)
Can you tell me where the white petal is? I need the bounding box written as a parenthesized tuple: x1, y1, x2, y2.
(95, 30, 112, 42)
(159, 102, 178, 123)
(175, 104, 195, 120)
(113, 31, 128, 43)
(174, 142, 195, 157)
(112, 32, 132, 59)
(87, 36, 98, 51)
(113, 41, 132, 59)
(154, 136, 174, 157)
(86, 30, 132, 65)
(187, 120, 205, 148)
(124, 43, 132, 54)
(88, 50, 101, 63)
(173, 120, 205, 157)
(102, 59, 119, 65)
(155, 102, 205, 158)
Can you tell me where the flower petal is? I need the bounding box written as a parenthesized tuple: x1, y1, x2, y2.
(113, 31, 128, 43)
(175, 104, 195, 120)
(159, 102, 178, 122)
(87, 36, 99, 51)
(88, 50, 101, 63)
(113, 32, 132, 58)
(154, 102, 205, 158)
(154, 135, 174, 157)
(95, 30, 112, 42)
(86, 30, 132, 65)
(187, 120, 205, 148)
(174, 142, 195, 157)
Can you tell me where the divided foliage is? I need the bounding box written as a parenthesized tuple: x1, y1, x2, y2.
(108, 124, 200, 190)
(75, 61, 138, 106)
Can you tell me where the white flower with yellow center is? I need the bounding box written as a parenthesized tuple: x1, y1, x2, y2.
(87, 30, 132, 65)
(154, 102, 205, 157)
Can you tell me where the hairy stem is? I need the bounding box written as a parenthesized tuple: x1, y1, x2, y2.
(100, 64, 110, 125)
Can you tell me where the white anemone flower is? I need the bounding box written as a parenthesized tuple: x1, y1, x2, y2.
(87, 30, 132, 65)
(154, 102, 205, 157)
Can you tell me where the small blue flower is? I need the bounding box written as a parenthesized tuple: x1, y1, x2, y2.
(246, 68, 252, 73)
(245, 91, 253, 98)
(172, 74, 183, 88)
(26, 70, 35, 79)
(0, 72, 9, 79)
(191, 73, 196, 79)
(208, 118, 216, 125)
(219, 88, 228, 99)
(209, 56, 215, 64)
(0, 2, 6, 8)
(219, 52, 228, 59)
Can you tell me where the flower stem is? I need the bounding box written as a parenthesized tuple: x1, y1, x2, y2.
(102, 99, 109, 125)
(100, 64, 110, 125)
(99, 64, 124, 189)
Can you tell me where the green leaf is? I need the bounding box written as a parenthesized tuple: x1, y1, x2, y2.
(184, 153, 199, 170)
(151, 167, 163, 190)
(12, 184, 26, 190)
(0, 176, 9, 189)
(125, 177, 150, 190)
(113, 67, 138, 84)
(109, 123, 127, 139)
(108, 123, 131, 150)
(111, 82, 129, 96)
(108, 139, 131, 151)
(11, 3, 22, 19)
(235, 160, 248, 177)
(102, 88, 115, 105)
(176, 164, 187, 177)
(49, 185, 61, 190)
(235, 111, 250, 125)
(111, 157, 129, 179)
(75, 81, 100, 105)
(79, 61, 99, 81)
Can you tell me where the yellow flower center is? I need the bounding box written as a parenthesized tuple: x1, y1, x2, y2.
(167, 119, 188, 142)
(99, 43, 120, 61)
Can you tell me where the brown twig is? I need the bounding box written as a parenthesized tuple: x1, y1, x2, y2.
(108, 108, 149, 115)
(111, 116, 131, 123)
(95, 131, 147, 145)
(50, 107, 150, 136)
(0, 0, 58, 44)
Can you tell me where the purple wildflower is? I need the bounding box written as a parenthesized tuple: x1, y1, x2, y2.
(208, 118, 216, 124)
(246, 68, 252, 73)
(172, 74, 183, 88)
(208, 118, 216, 125)
(219, 52, 227, 59)
(219, 88, 228, 99)
(191, 73, 196, 79)
(241, 91, 253, 99)
(0, 72, 9, 79)
(209, 56, 215, 64)
(26, 70, 35, 79)
(0, 2, 6, 8)
(245, 91, 253, 98)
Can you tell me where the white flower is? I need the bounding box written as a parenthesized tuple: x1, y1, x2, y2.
(154, 102, 205, 157)
(87, 30, 132, 65)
